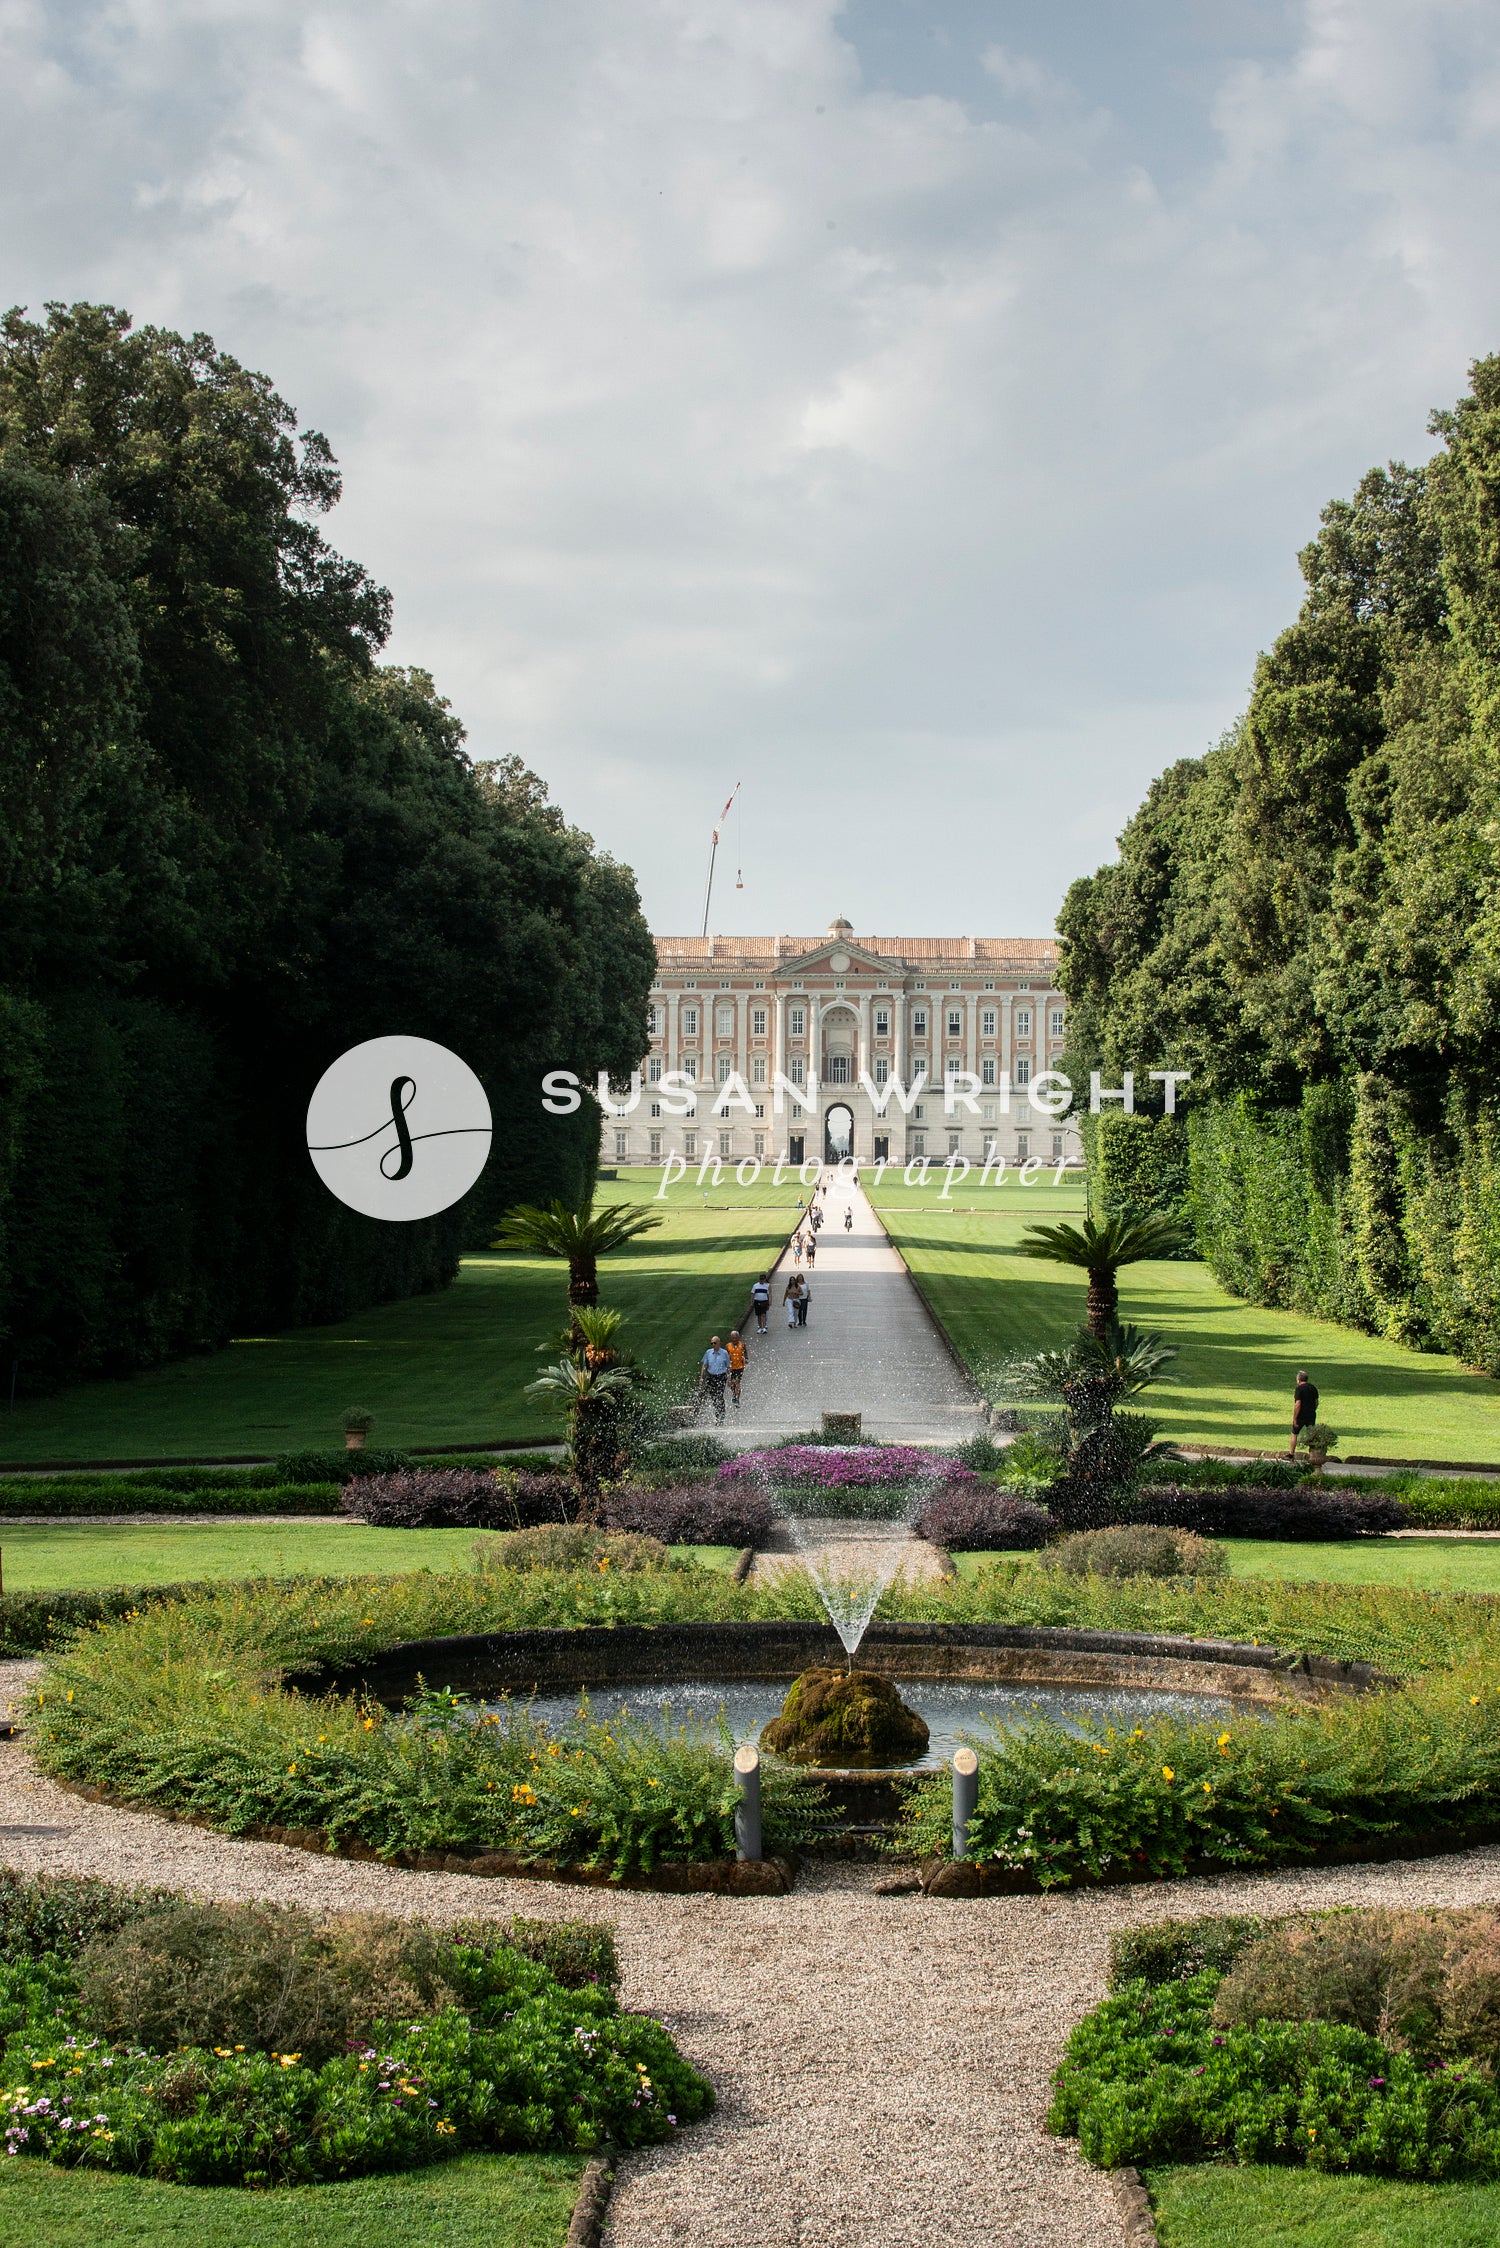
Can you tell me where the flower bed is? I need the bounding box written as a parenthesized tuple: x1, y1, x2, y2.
(1051, 1908, 1500, 2181)
(0, 1874, 708, 2187)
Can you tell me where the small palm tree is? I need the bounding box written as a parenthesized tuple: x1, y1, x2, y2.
(1017, 1210, 1188, 1339)
(526, 1355, 641, 1504)
(492, 1194, 664, 1316)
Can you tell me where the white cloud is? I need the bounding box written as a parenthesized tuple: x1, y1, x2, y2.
(3, 0, 1500, 937)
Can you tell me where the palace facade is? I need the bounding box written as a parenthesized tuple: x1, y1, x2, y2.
(602, 918, 1083, 1173)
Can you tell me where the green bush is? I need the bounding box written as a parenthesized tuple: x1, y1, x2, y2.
(1108, 1913, 1271, 1992)
(1048, 1970, 1500, 2179)
(1036, 1524, 1229, 1579)
(273, 1449, 416, 1486)
(626, 1436, 732, 1485)
(0, 1885, 710, 2186)
(0, 1580, 228, 1655)
(470, 1526, 678, 1574)
(0, 1478, 342, 1518)
(1384, 1476, 1500, 1531)
(1214, 1908, 1500, 2064)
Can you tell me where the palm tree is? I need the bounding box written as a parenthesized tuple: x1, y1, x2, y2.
(1016, 1210, 1188, 1339)
(525, 1355, 641, 1505)
(492, 1195, 664, 1316)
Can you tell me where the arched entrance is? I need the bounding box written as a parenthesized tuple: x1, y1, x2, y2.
(824, 1103, 854, 1163)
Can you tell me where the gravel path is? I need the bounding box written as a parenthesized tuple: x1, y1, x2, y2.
(6, 1657, 1500, 2246)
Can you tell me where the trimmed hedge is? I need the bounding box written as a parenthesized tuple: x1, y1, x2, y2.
(599, 1482, 775, 1549)
(1129, 1485, 1410, 1540)
(0, 1479, 342, 1518)
(340, 1470, 577, 1530)
(915, 1486, 1053, 1551)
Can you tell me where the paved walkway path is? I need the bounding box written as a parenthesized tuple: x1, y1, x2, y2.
(6, 1693, 1500, 2247)
(722, 1172, 984, 1450)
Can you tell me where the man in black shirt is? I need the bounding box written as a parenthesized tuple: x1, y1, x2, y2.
(1289, 1370, 1319, 1460)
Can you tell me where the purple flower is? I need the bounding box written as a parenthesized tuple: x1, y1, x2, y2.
(1369, 2076, 1386, 2088)
(720, 1445, 974, 1490)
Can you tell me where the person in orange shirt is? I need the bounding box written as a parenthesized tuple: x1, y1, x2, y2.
(726, 1330, 748, 1408)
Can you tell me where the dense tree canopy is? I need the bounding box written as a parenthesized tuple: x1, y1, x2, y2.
(1058, 355, 1500, 1369)
(0, 302, 655, 1389)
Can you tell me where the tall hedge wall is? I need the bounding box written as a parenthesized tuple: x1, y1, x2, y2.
(1057, 350, 1500, 1375)
(0, 303, 654, 1391)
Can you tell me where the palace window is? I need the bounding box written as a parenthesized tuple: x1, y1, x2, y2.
(827, 1054, 851, 1084)
(719, 1131, 731, 1156)
(911, 1008, 927, 1038)
(614, 1130, 628, 1158)
(789, 1005, 806, 1036)
(650, 1101, 662, 1119)
(751, 1006, 767, 1036)
(1016, 1133, 1030, 1160)
(911, 1133, 926, 1156)
(790, 1056, 805, 1086)
(981, 1007, 997, 1038)
(874, 1056, 889, 1085)
(716, 1004, 735, 1036)
(948, 1132, 961, 1155)
(754, 1102, 765, 1118)
(754, 1132, 765, 1155)
(717, 1054, 732, 1084)
(982, 1100, 995, 1122)
(1015, 1008, 1032, 1038)
(649, 1130, 662, 1157)
(751, 1056, 767, 1084)
(946, 1008, 963, 1038)
(1052, 1133, 1065, 1161)
(684, 1133, 697, 1157)
(681, 1005, 698, 1035)
(913, 1102, 926, 1122)
(648, 1056, 662, 1082)
(1015, 1057, 1032, 1085)
(874, 1007, 890, 1036)
(981, 1058, 996, 1086)
(1050, 1006, 1065, 1038)
(649, 1003, 664, 1034)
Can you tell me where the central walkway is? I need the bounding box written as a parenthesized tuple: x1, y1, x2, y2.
(723, 1171, 985, 1450)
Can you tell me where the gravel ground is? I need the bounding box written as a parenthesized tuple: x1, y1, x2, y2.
(6, 1653, 1500, 2246)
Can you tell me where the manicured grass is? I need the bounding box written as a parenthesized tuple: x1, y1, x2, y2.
(1147, 2161, 1500, 2247)
(0, 1169, 804, 1466)
(0, 1521, 740, 1591)
(867, 1187, 1500, 1464)
(947, 1538, 1500, 1592)
(0, 2151, 585, 2248)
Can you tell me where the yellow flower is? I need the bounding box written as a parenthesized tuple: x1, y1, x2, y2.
(278, 2053, 301, 2068)
(435, 2119, 456, 2135)
(1217, 1732, 1231, 1749)
(288, 1764, 297, 1775)
(597, 1557, 612, 1572)
(571, 1806, 582, 1816)
(1202, 1783, 1212, 1796)
(1161, 1766, 1175, 1782)
(648, 1778, 659, 1787)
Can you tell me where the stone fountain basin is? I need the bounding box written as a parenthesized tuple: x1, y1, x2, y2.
(297, 1620, 1387, 1823)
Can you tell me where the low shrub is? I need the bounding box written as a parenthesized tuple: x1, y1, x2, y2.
(1054, 1906, 1500, 2183)
(994, 1429, 1066, 1494)
(0, 1580, 227, 1656)
(1048, 1968, 1500, 2179)
(471, 1526, 677, 1574)
(915, 1485, 1053, 1551)
(952, 1434, 1011, 1473)
(274, 1448, 418, 1486)
(1037, 1524, 1229, 1579)
(1385, 1476, 1500, 1532)
(0, 1882, 710, 2186)
(0, 1479, 342, 1518)
(75, 1902, 462, 2066)
(342, 1469, 577, 1529)
(627, 1436, 732, 1485)
(1214, 1907, 1500, 2064)
(721, 1443, 961, 1491)
(1140, 1458, 1308, 1491)
(1127, 1485, 1410, 1540)
(599, 1481, 774, 1548)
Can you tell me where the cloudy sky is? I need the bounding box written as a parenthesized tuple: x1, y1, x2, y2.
(7, 1, 1500, 938)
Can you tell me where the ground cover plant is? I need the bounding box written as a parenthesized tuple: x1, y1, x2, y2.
(0, 1873, 707, 2189)
(0, 2148, 589, 2248)
(0, 1173, 808, 1467)
(1051, 1907, 1500, 2184)
(1143, 2162, 1500, 2247)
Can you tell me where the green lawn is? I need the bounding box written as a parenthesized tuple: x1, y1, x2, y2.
(0, 1521, 740, 1591)
(948, 1538, 1500, 1592)
(867, 1185, 1500, 1465)
(1148, 2162, 1500, 2246)
(0, 1169, 803, 1466)
(0, 2151, 584, 2248)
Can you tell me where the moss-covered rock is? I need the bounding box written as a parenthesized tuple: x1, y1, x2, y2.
(759, 1667, 929, 1762)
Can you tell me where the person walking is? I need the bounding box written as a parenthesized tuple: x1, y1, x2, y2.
(843, 1205, 853, 1231)
(1289, 1369, 1319, 1460)
(792, 1230, 804, 1264)
(699, 1335, 731, 1424)
(727, 1330, 747, 1408)
(750, 1273, 771, 1335)
(796, 1275, 811, 1326)
(805, 1234, 816, 1269)
(783, 1272, 804, 1327)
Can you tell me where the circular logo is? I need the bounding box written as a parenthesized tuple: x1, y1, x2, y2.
(306, 1037, 492, 1221)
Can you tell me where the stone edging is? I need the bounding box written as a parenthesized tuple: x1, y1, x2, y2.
(566, 2149, 616, 2247)
(1111, 2166, 1159, 2246)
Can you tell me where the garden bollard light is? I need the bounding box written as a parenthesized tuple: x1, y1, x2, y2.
(952, 1746, 979, 1860)
(733, 1742, 762, 1861)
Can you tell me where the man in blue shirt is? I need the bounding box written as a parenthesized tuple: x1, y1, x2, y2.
(700, 1335, 731, 1423)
